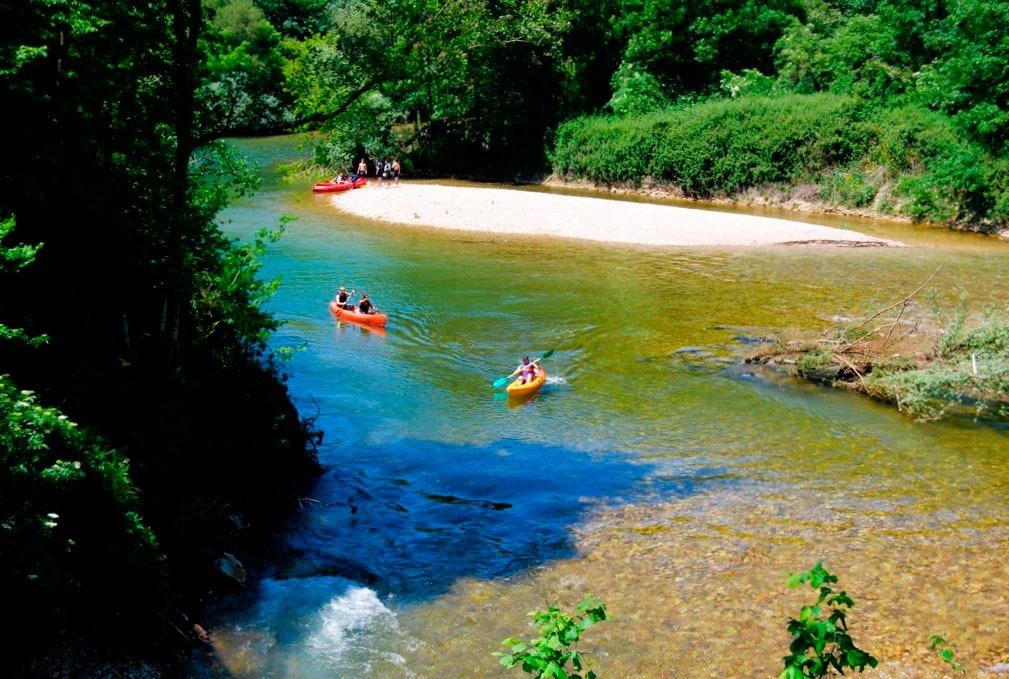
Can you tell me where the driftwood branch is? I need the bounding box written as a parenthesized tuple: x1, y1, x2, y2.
(848, 267, 940, 334)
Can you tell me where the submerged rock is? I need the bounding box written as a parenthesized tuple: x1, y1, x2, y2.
(215, 553, 247, 585)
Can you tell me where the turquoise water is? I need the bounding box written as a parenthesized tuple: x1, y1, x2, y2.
(205, 136, 1009, 677)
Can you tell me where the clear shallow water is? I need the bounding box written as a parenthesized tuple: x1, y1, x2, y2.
(207, 137, 1009, 677)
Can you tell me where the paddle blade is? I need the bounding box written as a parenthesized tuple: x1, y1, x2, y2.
(492, 377, 510, 388)
(538, 349, 554, 361)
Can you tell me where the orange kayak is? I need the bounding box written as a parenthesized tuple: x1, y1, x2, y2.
(313, 178, 367, 193)
(506, 367, 546, 398)
(328, 301, 388, 327)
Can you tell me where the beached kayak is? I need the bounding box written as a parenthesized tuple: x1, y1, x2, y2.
(313, 178, 368, 193)
(506, 367, 547, 398)
(328, 300, 388, 326)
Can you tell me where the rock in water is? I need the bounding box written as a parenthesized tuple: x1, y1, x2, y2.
(216, 553, 247, 585)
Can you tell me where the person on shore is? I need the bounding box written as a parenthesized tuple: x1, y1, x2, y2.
(357, 293, 377, 315)
(375, 159, 384, 186)
(391, 158, 401, 186)
(382, 160, 392, 187)
(357, 158, 368, 177)
(335, 286, 355, 309)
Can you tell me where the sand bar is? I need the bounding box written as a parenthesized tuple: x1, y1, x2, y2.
(331, 183, 898, 247)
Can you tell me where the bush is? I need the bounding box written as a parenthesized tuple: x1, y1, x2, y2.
(820, 169, 876, 208)
(495, 596, 608, 678)
(0, 376, 165, 644)
(780, 563, 877, 678)
(551, 94, 1006, 226)
(552, 94, 869, 196)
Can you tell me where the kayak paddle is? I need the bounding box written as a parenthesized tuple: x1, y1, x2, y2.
(492, 349, 554, 388)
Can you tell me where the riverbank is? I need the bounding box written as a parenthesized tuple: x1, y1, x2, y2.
(544, 174, 917, 224)
(331, 183, 899, 247)
(744, 270, 1009, 422)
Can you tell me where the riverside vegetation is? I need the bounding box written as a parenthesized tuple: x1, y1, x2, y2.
(748, 270, 1009, 422)
(3, 0, 320, 672)
(493, 565, 889, 679)
(176, 0, 1009, 233)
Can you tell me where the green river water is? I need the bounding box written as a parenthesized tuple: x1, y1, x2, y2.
(207, 136, 1009, 677)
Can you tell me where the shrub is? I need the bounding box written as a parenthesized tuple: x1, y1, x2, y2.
(780, 563, 877, 678)
(551, 95, 1005, 226)
(820, 169, 876, 207)
(495, 596, 608, 679)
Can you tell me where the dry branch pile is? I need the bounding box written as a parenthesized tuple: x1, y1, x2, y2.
(747, 268, 1009, 421)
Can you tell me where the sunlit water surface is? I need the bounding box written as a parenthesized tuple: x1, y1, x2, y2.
(205, 136, 1009, 677)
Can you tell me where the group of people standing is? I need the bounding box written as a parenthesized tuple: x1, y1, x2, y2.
(355, 157, 401, 187)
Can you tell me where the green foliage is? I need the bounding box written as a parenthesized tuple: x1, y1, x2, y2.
(553, 92, 1009, 227)
(201, 0, 291, 134)
(853, 298, 1009, 421)
(0, 375, 164, 634)
(1, 0, 318, 658)
(255, 0, 333, 38)
(796, 346, 834, 374)
(608, 62, 670, 116)
(553, 94, 867, 193)
(611, 0, 802, 96)
(0, 216, 163, 641)
(0, 217, 46, 347)
(494, 596, 608, 679)
(820, 169, 876, 208)
(780, 563, 877, 678)
(929, 634, 965, 674)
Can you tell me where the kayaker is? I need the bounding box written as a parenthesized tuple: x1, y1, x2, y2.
(357, 293, 377, 315)
(391, 159, 401, 186)
(507, 356, 537, 385)
(331, 172, 345, 183)
(335, 286, 355, 309)
(357, 158, 368, 176)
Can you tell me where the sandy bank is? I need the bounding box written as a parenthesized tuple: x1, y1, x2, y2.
(331, 183, 899, 247)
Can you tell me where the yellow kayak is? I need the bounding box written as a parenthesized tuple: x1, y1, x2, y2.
(506, 367, 547, 398)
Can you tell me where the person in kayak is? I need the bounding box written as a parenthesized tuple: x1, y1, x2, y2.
(334, 287, 355, 309)
(507, 356, 538, 384)
(357, 293, 377, 315)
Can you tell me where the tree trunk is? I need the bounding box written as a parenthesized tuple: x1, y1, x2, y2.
(164, 0, 202, 362)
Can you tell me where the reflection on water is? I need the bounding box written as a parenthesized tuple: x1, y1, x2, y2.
(205, 136, 1009, 676)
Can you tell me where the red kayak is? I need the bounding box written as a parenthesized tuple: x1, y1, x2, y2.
(329, 300, 388, 327)
(312, 177, 368, 193)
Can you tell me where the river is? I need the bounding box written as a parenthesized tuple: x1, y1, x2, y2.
(206, 136, 1009, 677)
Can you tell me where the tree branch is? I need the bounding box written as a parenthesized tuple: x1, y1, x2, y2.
(196, 79, 377, 146)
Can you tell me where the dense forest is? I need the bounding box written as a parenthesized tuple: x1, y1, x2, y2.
(2, 0, 1007, 672)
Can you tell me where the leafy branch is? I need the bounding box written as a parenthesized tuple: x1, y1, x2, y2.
(495, 596, 608, 679)
(780, 563, 877, 678)
(929, 634, 965, 674)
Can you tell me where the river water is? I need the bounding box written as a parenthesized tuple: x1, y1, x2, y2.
(207, 136, 1009, 677)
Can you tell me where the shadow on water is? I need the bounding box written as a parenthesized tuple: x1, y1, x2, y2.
(273, 437, 730, 599)
(205, 437, 733, 677)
